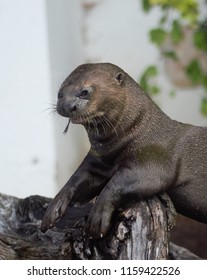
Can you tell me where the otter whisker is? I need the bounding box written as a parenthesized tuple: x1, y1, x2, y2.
(101, 115, 119, 138)
(49, 108, 58, 117)
(85, 113, 91, 133)
(108, 113, 125, 135)
(98, 116, 107, 136)
(99, 116, 110, 135)
(91, 115, 100, 137)
(41, 103, 58, 116)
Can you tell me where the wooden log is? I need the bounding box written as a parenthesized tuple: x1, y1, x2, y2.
(0, 191, 198, 260)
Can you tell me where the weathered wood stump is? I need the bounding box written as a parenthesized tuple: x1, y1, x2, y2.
(0, 192, 200, 259)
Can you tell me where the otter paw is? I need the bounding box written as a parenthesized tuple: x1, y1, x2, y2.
(41, 195, 70, 232)
(85, 201, 115, 238)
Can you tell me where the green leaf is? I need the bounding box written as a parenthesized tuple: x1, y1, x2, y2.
(159, 14, 167, 24)
(142, 0, 151, 12)
(203, 75, 207, 92)
(149, 28, 167, 46)
(169, 90, 176, 97)
(139, 66, 158, 89)
(163, 51, 178, 60)
(144, 65, 158, 77)
(170, 20, 183, 44)
(140, 76, 148, 91)
(175, 0, 199, 24)
(185, 60, 203, 85)
(148, 0, 199, 24)
(201, 97, 207, 117)
(139, 66, 160, 96)
(150, 85, 160, 95)
(193, 29, 207, 52)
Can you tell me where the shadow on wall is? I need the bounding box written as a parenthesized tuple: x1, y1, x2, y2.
(45, 0, 89, 190)
(171, 215, 207, 259)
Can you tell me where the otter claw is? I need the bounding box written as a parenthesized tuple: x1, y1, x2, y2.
(41, 194, 71, 233)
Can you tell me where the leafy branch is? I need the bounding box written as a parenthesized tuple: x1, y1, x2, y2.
(140, 0, 207, 116)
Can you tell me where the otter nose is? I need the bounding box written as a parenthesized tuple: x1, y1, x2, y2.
(58, 98, 78, 117)
(62, 98, 78, 115)
(66, 101, 77, 113)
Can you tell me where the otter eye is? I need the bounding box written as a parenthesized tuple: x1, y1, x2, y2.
(77, 89, 89, 99)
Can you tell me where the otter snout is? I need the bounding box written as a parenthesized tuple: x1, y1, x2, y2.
(57, 96, 89, 118)
(63, 98, 77, 114)
(57, 97, 78, 117)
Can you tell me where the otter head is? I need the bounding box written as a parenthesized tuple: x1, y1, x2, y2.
(57, 63, 127, 135)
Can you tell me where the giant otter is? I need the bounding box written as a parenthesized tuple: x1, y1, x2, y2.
(41, 63, 207, 238)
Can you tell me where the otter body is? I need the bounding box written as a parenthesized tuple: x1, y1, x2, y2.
(42, 63, 207, 238)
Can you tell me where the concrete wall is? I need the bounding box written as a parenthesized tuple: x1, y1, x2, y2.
(0, 0, 55, 197)
(45, 0, 89, 190)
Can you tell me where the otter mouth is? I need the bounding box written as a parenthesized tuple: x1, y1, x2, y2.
(63, 113, 104, 134)
(70, 116, 87, 124)
(70, 112, 104, 125)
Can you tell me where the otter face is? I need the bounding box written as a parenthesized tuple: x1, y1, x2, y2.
(57, 84, 94, 124)
(57, 63, 126, 127)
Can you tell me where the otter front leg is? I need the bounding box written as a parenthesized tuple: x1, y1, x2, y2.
(85, 165, 174, 238)
(41, 181, 75, 232)
(41, 153, 111, 232)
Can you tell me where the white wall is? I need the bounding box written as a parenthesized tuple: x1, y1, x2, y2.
(45, 0, 89, 190)
(0, 0, 89, 198)
(0, 0, 55, 198)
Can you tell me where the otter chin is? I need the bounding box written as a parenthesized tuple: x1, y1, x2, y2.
(42, 62, 207, 238)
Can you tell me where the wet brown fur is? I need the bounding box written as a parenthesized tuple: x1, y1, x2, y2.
(42, 63, 207, 238)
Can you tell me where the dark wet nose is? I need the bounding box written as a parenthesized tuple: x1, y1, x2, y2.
(64, 100, 77, 113)
(58, 97, 78, 116)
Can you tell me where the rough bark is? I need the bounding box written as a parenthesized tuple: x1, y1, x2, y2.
(0, 192, 199, 260)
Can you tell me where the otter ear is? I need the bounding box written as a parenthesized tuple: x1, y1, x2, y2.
(115, 72, 124, 86)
